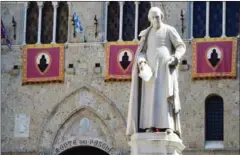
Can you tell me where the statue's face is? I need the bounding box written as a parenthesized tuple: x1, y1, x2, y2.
(150, 11, 162, 29)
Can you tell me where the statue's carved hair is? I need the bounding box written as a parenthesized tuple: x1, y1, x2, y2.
(148, 7, 164, 22)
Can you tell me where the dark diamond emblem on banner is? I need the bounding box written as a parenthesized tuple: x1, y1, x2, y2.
(118, 49, 133, 71)
(206, 46, 223, 69)
(36, 52, 51, 74)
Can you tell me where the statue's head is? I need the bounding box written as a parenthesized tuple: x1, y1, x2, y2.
(148, 7, 164, 29)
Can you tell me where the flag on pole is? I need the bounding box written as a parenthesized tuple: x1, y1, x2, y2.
(1, 19, 12, 49)
(73, 12, 83, 33)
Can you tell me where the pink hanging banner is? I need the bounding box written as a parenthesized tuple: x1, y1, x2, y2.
(105, 41, 138, 81)
(22, 44, 64, 85)
(192, 37, 237, 80)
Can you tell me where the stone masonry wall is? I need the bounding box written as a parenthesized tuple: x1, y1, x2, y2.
(1, 1, 239, 155)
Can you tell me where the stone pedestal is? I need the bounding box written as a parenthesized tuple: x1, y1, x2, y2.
(128, 132, 185, 155)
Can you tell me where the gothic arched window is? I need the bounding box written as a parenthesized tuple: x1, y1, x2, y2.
(122, 2, 135, 41)
(138, 1, 151, 39)
(193, 1, 206, 38)
(226, 2, 240, 37)
(24, 2, 69, 44)
(56, 2, 69, 43)
(191, 1, 240, 38)
(26, 2, 38, 44)
(209, 2, 222, 37)
(41, 1, 53, 44)
(105, 1, 151, 42)
(107, 2, 120, 41)
(205, 94, 224, 142)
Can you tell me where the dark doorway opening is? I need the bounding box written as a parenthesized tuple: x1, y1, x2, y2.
(59, 146, 110, 155)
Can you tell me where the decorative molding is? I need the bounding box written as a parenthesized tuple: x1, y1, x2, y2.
(37, 2, 44, 8)
(51, 1, 58, 7)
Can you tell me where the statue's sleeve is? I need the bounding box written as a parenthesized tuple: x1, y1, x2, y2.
(136, 35, 147, 64)
(168, 26, 186, 60)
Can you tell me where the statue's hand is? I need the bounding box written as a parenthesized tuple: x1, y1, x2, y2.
(126, 135, 131, 141)
(168, 56, 178, 67)
(138, 61, 147, 71)
(175, 108, 180, 114)
(168, 56, 178, 74)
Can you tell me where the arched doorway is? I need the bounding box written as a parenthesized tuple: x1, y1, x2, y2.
(59, 146, 110, 155)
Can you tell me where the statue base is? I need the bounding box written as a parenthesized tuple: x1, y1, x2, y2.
(128, 132, 185, 155)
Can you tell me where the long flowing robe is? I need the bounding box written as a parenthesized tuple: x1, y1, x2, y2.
(126, 23, 186, 137)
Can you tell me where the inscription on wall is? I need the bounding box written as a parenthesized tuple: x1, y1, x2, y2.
(14, 114, 30, 137)
(54, 138, 115, 154)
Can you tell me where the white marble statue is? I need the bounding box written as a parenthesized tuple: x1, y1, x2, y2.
(126, 7, 186, 138)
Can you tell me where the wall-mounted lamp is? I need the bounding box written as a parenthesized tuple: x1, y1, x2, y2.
(94, 63, 102, 74)
(179, 59, 190, 71)
(66, 63, 75, 75)
(12, 16, 17, 40)
(8, 65, 20, 76)
(94, 15, 98, 38)
(180, 9, 186, 37)
(84, 36, 87, 43)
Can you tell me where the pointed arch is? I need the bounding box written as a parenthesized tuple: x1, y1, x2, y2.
(56, 2, 68, 43)
(205, 94, 224, 142)
(59, 146, 109, 155)
(41, 1, 53, 43)
(26, 1, 38, 44)
(37, 84, 127, 154)
(52, 106, 116, 150)
(122, 1, 135, 41)
(137, 1, 151, 39)
(47, 84, 126, 126)
(107, 1, 120, 41)
(226, 1, 240, 36)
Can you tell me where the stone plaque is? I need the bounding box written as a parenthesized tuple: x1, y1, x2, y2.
(14, 114, 30, 137)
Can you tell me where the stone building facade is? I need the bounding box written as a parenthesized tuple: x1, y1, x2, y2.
(1, 1, 239, 155)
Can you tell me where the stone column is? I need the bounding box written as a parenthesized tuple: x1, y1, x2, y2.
(51, 2, 58, 44)
(190, 2, 193, 39)
(205, 1, 210, 38)
(22, 2, 28, 45)
(134, 2, 139, 41)
(104, 2, 109, 43)
(221, 1, 226, 37)
(37, 2, 43, 44)
(118, 1, 124, 42)
(66, 2, 70, 43)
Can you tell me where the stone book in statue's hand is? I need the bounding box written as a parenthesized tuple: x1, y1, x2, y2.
(138, 61, 153, 82)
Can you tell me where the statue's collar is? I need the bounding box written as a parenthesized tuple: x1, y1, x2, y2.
(150, 23, 166, 31)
